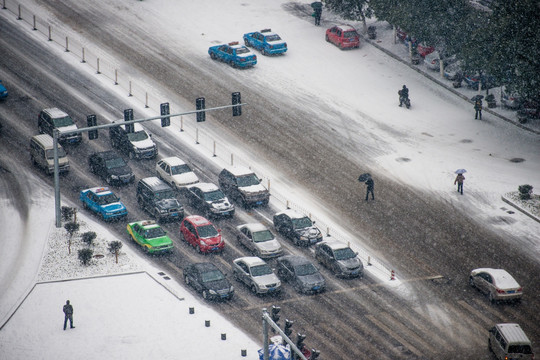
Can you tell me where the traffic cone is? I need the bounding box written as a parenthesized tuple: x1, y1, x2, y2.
(390, 270, 395, 280)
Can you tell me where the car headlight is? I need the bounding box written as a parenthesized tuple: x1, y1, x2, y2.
(110, 175, 119, 179)
(258, 284, 266, 289)
(158, 209, 167, 214)
(229, 286, 234, 292)
(299, 235, 309, 241)
(200, 240, 207, 246)
(209, 289, 217, 295)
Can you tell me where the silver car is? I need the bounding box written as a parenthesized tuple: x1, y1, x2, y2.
(236, 223, 283, 259)
(469, 268, 523, 302)
(315, 240, 363, 278)
(232, 257, 281, 295)
(156, 156, 199, 190)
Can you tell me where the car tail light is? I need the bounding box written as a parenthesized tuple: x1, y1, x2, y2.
(496, 289, 506, 294)
(517, 287, 523, 292)
(240, 58, 246, 62)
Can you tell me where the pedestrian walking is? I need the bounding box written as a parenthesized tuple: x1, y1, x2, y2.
(365, 177, 375, 201)
(311, 2, 322, 26)
(474, 98, 482, 119)
(63, 300, 75, 330)
(454, 173, 465, 195)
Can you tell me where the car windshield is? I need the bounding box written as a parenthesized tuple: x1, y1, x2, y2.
(344, 31, 358, 38)
(45, 148, 67, 159)
(265, 34, 281, 42)
(251, 264, 273, 277)
(292, 216, 313, 229)
(201, 269, 225, 283)
(202, 189, 225, 202)
(334, 247, 356, 260)
(105, 157, 127, 169)
(197, 224, 218, 238)
(155, 190, 176, 200)
(127, 130, 148, 142)
(295, 263, 318, 276)
(52, 116, 74, 127)
(96, 193, 119, 205)
(236, 47, 250, 55)
(170, 164, 192, 175)
(237, 174, 260, 187)
(252, 230, 274, 243)
(144, 227, 166, 239)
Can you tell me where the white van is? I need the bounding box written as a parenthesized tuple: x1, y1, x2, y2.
(30, 134, 70, 175)
(488, 323, 534, 360)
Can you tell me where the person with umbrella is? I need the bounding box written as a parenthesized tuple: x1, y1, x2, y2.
(311, 1, 322, 26)
(359, 173, 374, 201)
(454, 169, 466, 195)
(473, 95, 483, 120)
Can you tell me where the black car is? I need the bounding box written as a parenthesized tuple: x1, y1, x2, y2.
(109, 122, 157, 160)
(314, 241, 363, 278)
(276, 255, 325, 294)
(273, 209, 323, 246)
(185, 182, 235, 218)
(183, 263, 234, 301)
(136, 177, 184, 222)
(88, 150, 134, 185)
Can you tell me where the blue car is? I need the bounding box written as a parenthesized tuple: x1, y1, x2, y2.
(243, 29, 287, 55)
(208, 42, 257, 68)
(80, 186, 128, 221)
(0, 80, 8, 99)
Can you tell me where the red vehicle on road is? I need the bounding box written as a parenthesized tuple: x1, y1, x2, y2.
(180, 215, 224, 253)
(325, 25, 360, 49)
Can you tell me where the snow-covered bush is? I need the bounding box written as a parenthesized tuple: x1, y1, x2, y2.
(518, 184, 533, 200)
(81, 231, 97, 246)
(78, 248, 93, 265)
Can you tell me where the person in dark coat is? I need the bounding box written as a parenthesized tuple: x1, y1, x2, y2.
(474, 98, 483, 119)
(311, 2, 322, 25)
(454, 173, 465, 195)
(63, 300, 75, 330)
(365, 178, 375, 201)
(398, 85, 409, 106)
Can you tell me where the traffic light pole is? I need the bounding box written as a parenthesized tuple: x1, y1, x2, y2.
(261, 308, 308, 360)
(52, 102, 247, 228)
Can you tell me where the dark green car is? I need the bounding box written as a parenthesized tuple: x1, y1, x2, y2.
(127, 220, 173, 254)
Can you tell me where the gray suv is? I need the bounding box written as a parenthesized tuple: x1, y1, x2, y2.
(218, 166, 269, 208)
(38, 108, 82, 144)
(136, 177, 183, 222)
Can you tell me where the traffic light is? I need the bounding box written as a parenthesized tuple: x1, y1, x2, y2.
(160, 102, 170, 127)
(284, 319, 294, 337)
(196, 97, 205, 122)
(87, 114, 98, 140)
(311, 349, 320, 360)
(232, 92, 241, 116)
(270, 305, 281, 326)
(124, 109, 134, 133)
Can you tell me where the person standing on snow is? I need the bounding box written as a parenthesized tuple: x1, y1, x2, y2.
(454, 173, 465, 195)
(311, 2, 322, 26)
(365, 178, 375, 201)
(398, 85, 409, 107)
(63, 300, 75, 330)
(474, 98, 483, 119)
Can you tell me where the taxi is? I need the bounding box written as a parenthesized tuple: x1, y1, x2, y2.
(243, 29, 287, 55)
(208, 41, 257, 68)
(127, 220, 174, 254)
(79, 186, 127, 221)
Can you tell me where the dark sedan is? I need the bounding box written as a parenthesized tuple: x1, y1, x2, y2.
(183, 263, 234, 301)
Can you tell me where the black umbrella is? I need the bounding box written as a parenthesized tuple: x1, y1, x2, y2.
(311, 1, 322, 9)
(471, 94, 484, 101)
(358, 173, 371, 182)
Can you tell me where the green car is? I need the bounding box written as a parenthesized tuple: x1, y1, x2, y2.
(127, 220, 174, 254)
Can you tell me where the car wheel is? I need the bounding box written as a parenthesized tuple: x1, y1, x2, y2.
(83, 201, 89, 210)
(137, 196, 144, 208)
(184, 275, 190, 285)
(229, 60, 236, 68)
(262, 48, 267, 56)
(202, 290, 209, 300)
(488, 291, 495, 303)
(488, 339, 493, 352)
(325, 35, 330, 42)
(244, 39, 250, 47)
(197, 244, 203, 254)
(210, 52, 217, 60)
(106, 176, 112, 185)
(251, 284, 258, 294)
(293, 237, 300, 246)
(468, 276, 474, 287)
(129, 151, 135, 160)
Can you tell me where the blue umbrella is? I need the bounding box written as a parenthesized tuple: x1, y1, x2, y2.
(258, 344, 291, 360)
(455, 169, 467, 174)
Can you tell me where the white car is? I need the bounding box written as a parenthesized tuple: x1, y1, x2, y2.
(232, 257, 281, 295)
(156, 156, 199, 190)
(469, 268, 523, 302)
(236, 223, 283, 259)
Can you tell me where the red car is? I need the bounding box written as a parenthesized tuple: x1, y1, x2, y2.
(416, 43, 435, 58)
(325, 25, 360, 49)
(180, 215, 224, 253)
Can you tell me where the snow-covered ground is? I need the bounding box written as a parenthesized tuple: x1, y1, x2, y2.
(1, 0, 539, 358)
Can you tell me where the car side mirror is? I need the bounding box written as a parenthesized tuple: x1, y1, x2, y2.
(355, 252, 359, 256)
(218, 229, 222, 233)
(149, 134, 152, 137)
